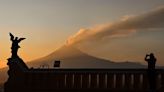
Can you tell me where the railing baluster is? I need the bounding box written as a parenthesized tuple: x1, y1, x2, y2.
(107, 73, 115, 89)
(49, 73, 55, 89)
(66, 73, 73, 88)
(58, 73, 65, 88)
(142, 73, 149, 90)
(115, 73, 123, 89)
(124, 73, 132, 90)
(133, 73, 141, 90)
(156, 73, 161, 90)
(82, 73, 90, 88)
(160, 73, 164, 90)
(90, 73, 98, 88)
(74, 73, 81, 88)
(99, 73, 106, 88)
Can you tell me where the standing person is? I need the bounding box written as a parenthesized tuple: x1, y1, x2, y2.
(145, 53, 157, 92)
(145, 53, 157, 70)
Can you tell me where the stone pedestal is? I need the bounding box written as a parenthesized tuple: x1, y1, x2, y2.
(4, 57, 28, 92)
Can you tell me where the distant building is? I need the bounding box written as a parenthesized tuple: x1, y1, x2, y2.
(54, 60, 61, 68)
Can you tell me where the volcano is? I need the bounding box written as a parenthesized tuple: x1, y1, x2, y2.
(28, 45, 145, 68)
(0, 45, 146, 84)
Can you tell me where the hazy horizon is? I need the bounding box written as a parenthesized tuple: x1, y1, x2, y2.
(0, 0, 164, 69)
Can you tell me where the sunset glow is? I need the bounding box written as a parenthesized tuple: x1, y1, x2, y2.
(0, 0, 164, 69)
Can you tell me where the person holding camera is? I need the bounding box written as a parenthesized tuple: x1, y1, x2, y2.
(145, 53, 156, 70)
(145, 53, 157, 92)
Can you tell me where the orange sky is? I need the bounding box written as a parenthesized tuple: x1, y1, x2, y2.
(0, 27, 67, 69)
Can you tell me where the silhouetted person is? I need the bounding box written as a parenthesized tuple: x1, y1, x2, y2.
(9, 33, 26, 58)
(145, 53, 156, 70)
(145, 53, 157, 92)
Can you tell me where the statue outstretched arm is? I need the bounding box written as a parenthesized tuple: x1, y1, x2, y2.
(9, 33, 14, 41)
(18, 38, 26, 43)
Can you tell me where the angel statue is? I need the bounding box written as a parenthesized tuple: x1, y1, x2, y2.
(9, 33, 26, 58)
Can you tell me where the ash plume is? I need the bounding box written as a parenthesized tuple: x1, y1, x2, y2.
(67, 6, 164, 46)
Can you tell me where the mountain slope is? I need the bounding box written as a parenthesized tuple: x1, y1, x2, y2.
(0, 45, 146, 84)
(28, 45, 145, 68)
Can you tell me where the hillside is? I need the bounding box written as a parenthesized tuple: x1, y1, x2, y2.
(28, 45, 145, 68)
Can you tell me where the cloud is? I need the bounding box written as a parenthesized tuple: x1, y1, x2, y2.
(67, 6, 164, 46)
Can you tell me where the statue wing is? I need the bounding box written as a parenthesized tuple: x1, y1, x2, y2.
(18, 38, 26, 43)
(9, 33, 14, 41)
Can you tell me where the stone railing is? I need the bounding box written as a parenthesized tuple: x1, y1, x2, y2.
(19, 69, 164, 92)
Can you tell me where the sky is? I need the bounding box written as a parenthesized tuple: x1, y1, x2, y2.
(0, 0, 164, 69)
